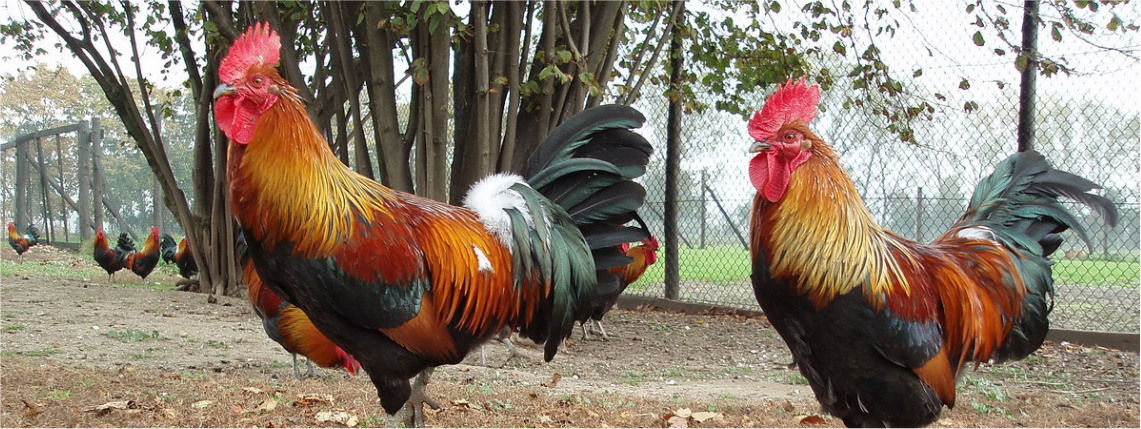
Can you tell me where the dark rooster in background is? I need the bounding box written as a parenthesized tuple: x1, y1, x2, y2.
(7, 222, 40, 259)
(173, 237, 198, 280)
(214, 24, 651, 425)
(160, 234, 177, 264)
(125, 227, 161, 280)
(239, 234, 361, 378)
(93, 227, 134, 283)
(582, 233, 660, 340)
(745, 77, 1118, 427)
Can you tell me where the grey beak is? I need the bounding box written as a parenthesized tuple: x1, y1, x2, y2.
(213, 83, 235, 99)
(749, 141, 771, 153)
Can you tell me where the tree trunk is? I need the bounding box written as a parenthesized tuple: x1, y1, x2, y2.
(76, 119, 92, 242)
(91, 118, 104, 231)
(362, 1, 413, 192)
(34, 138, 53, 242)
(663, 0, 685, 300)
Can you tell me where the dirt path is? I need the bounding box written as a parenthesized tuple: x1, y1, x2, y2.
(1, 248, 1138, 427)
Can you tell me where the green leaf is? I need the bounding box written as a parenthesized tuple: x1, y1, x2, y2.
(556, 49, 572, 63)
(959, 78, 970, 90)
(769, 1, 781, 13)
(913, 68, 923, 77)
(832, 41, 846, 55)
(972, 31, 985, 46)
(1050, 25, 1062, 42)
(1015, 54, 1029, 72)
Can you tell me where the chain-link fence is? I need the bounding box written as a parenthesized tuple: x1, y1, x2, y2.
(626, 5, 1139, 334)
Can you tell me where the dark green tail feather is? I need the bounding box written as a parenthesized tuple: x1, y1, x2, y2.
(959, 150, 1118, 362)
(517, 104, 653, 361)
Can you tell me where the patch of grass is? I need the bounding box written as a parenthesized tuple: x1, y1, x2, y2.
(2, 313, 16, 319)
(268, 360, 290, 368)
(206, 340, 228, 349)
(614, 370, 646, 386)
(106, 329, 162, 343)
(1054, 259, 1140, 288)
(6, 347, 63, 357)
(4, 324, 26, 331)
(129, 352, 157, 360)
(766, 372, 809, 385)
(359, 414, 387, 428)
(45, 389, 73, 400)
(723, 366, 755, 375)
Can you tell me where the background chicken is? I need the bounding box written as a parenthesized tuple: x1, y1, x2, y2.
(239, 234, 361, 378)
(125, 227, 161, 280)
(160, 234, 177, 264)
(582, 233, 660, 340)
(172, 237, 198, 280)
(745, 77, 1119, 428)
(215, 24, 651, 426)
(7, 222, 40, 259)
(93, 228, 134, 283)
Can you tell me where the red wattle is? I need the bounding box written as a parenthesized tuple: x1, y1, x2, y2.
(750, 153, 791, 202)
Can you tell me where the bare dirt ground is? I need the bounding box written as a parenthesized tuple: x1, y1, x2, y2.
(1, 246, 1138, 427)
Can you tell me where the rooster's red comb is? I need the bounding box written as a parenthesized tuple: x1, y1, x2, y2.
(219, 22, 281, 83)
(748, 76, 821, 142)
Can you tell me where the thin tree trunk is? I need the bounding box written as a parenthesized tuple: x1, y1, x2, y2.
(77, 119, 92, 241)
(362, 2, 413, 191)
(55, 134, 68, 242)
(91, 118, 104, 231)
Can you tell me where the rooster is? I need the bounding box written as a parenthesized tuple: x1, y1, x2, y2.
(93, 227, 134, 283)
(172, 237, 198, 279)
(7, 222, 40, 259)
(214, 24, 651, 425)
(745, 77, 1119, 427)
(239, 233, 361, 378)
(160, 233, 177, 264)
(125, 227, 161, 280)
(582, 233, 660, 340)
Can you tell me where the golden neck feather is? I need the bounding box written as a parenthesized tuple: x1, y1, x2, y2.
(754, 143, 914, 307)
(228, 93, 398, 257)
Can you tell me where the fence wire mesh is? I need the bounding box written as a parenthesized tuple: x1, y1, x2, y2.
(627, 5, 1139, 334)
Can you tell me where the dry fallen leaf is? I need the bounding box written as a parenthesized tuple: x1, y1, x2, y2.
(257, 399, 278, 413)
(22, 400, 43, 419)
(667, 415, 689, 428)
(162, 408, 181, 420)
(691, 411, 722, 423)
(86, 400, 135, 412)
(672, 408, 693, 418)
(190, 400, 213, 409)
(542, 372, 562, 388)
(799, 415, 826, 425)
(242, 387, 265, 394)
(315, 410, 359, 427)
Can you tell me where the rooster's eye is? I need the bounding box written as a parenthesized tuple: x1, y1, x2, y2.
(783, 131, 797, 142)
(252, 76, 265, 87)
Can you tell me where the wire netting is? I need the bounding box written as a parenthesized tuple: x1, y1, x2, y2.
(626, 4, 1139, 334)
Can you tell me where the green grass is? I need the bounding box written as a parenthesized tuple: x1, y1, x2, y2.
(1053, 259, 1140, 288)
(4, 324, 26, 331)
(45, 389, 73, 400)
(625, 246, 1139, 289)
(106, 329, 163, 343)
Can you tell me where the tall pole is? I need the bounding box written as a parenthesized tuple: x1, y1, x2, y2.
(1017, 0, 1039, 152)
(663, 0, 685, 300)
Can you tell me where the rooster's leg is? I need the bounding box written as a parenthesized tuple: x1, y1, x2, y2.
(393, 368, 441, 427)
(496, 333, 527, 366)
(593, 319, 611, 340)
(580, 322, 591, 340)
(305, 359, 316, 378)
(290, 353, 301, 379)
(479, 344, 488, 366)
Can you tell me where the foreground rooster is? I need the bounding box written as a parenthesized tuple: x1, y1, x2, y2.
(746, 77, 1118, 427)
(125, 227, 161, 280)
(7, 222, 40, 259)
(93, 228, 134, 283)
(239, 234, 361, 378)
(215, 24, 651, 425)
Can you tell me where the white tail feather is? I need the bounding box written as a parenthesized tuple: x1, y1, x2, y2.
(463, 173, 533, 250)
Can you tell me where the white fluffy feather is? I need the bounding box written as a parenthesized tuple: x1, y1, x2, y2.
(463, 173, 532, 250)
(473, 245, 494, 273)
(956, 226, 996, 242)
